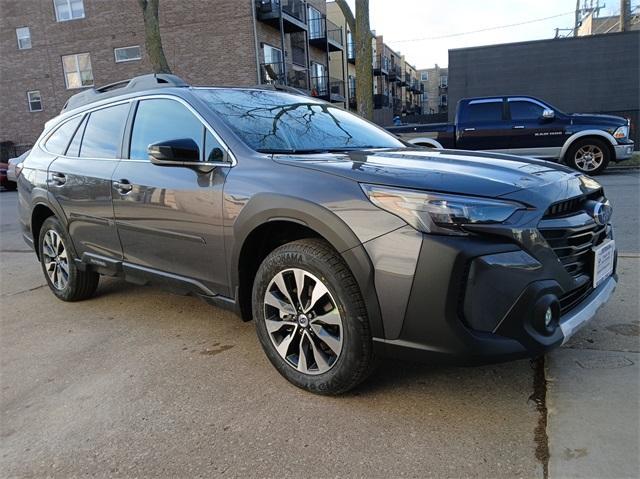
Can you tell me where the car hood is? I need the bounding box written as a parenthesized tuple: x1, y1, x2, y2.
(569, 113, 628, 127)
(273, 148, 579, 197)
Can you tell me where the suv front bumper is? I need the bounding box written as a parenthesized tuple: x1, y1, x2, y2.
(368, 226, 617, 364)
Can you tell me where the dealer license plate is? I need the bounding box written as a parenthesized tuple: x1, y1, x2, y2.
(593, 240, 615, 288)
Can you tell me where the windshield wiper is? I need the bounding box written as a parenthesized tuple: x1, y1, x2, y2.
(257, 147, 393, 154)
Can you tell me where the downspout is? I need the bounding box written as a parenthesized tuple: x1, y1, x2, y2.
(251, 0, 261, 84)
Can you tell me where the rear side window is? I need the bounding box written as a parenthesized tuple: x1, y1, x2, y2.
(79, 103, 130, 158)
(509, 101, 544, 121)
(129, 99, 204, 161)
(460, 101, 504, 123)
(44, 116, 83, 155)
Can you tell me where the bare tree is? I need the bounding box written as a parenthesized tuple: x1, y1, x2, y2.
(138, 0, 172, 74)
(335, 0, 374, 120)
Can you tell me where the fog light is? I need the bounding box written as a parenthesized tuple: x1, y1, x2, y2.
(544, 307, 553, 327)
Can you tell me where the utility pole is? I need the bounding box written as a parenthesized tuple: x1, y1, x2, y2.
(620, 0, 630, 31)
(574, 0, 582, 36)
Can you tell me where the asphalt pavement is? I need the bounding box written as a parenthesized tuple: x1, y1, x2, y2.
(1, 170, 638, 478)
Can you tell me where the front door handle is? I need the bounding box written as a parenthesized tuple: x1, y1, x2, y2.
(113, 179, 133, 194)
(463, 127, 476, 132)
(47, 172, 66, 187)
(512, 125, 525, 129)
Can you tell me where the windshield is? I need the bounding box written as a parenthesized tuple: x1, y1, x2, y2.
(194, 89, 405, 153)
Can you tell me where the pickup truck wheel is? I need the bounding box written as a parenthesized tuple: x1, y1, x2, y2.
(38, 216, 99, 301)
(565, 138, 610, 175)
(252, 239, 375, 395)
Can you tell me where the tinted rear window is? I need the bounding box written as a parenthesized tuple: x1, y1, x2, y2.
(460, 101, 504, 123)
(44, 116, 83, 155)
(79, 103, 130, 158)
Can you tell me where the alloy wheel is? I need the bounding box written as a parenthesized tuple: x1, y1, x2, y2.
(574, 144, 604, 172)
(263, 268, 343, 375)
(42, 229, 69, 290)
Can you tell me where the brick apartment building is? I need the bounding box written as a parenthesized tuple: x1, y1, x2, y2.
(418, 64, 448, 115)
(0, 0, 344, 154)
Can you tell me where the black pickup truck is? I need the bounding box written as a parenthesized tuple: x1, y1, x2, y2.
(388, 96, 634, 175)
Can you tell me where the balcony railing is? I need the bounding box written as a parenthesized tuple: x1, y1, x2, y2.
(256, 0, 307, 32)
(309, 17, 344, 51)
(311, 75, 345, 102)
(373, 55, 389, 75)
(261, 62, 309, 90)
(347, 41, 355, 63)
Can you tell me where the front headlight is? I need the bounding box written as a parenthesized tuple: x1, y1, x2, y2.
(361, 184, 525, 235)
(613, 126, 629, 139)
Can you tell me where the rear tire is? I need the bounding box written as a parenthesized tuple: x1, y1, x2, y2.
(252, 239, 375, 395)
(38, 216, 99, 301)
(565, 138, 610, 175)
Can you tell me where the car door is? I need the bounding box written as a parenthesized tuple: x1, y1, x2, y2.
(507, 97, 567, 159)
(46, 102, 131, 263)
(111, 96, 230, 296)
(456, 98, 510, 151)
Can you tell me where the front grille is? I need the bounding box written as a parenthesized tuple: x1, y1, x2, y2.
(540, 212, 610, 315)
(544, 190, 603, 218)
(540, 222, 607, 280)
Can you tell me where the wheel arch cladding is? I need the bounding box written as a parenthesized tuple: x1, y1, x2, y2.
(31, 203, 56, 259)
(231, 194, 385, 338)
(561, 130, 616, 161)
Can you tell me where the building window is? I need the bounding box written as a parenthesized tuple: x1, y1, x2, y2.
(440, 75, 448, 88)
(16, 27, 32, 50)
(440, 95, 448, 106)
(114, 46, 142, 63)
(27, 91, 43, 112)
(54, 0, 85, 22)
(420, 72, 428, 81)
(62, 53, 93, 89)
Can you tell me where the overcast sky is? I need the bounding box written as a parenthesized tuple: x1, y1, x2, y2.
(344, 0, 638, 69)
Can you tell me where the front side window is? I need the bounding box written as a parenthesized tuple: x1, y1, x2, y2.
(194, 89, 404, 153)
(27, 91, 43, 112)
(44, 115, 83, 155)
(16, 27, 32, 50)
(509, 100, 545, 121)
(114, 46, 141, 63)
(129, 99, 205, 161)
(62, 53, 93, 89)
(54, 0, 85, 21)
(79, 103, 130, 158)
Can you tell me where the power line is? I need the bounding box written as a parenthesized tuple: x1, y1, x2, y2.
(390, 10, 576, 43)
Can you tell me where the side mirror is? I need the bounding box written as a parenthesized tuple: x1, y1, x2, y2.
(148, 138, 200, 165)
(542, 108, 555, 120)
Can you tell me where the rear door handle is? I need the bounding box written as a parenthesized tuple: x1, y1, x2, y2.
(463, 127, 476, 132)
(512, 125, 525, 129)
(47, 172, 66, 186)
(113, 179, 133, 194)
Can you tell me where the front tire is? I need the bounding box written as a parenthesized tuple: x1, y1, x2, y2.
(565, 138, 610, 175)
(38, 216, 99, 301)
(252, 239, 375, 395)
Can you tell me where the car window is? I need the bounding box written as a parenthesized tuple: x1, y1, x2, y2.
(460, 101, 504, 123)
(510, 101, 544, 121)
(204, 130, 225, 162)
(66, 115, 88, 157)
(129, 98, 205, 161)
(79, 103, 130, 158)
(44, 116, 83, 155)
(194, 89, 404, 153)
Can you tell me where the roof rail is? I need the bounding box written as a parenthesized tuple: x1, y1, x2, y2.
(61, 73, 189, 113)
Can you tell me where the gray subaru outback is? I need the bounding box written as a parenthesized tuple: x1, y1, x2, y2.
(17, 74, 617, 394)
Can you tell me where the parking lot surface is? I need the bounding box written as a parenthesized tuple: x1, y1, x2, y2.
(1, 171, 638, 478)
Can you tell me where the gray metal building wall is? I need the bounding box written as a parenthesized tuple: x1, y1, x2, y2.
(448, 31, 640, 146)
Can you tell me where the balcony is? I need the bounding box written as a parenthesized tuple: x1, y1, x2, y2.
(260, 62, 309, 90)
(347, 41, 355, 63)
(373, 55, 389, 76)
(309, 17, 344, 51)
(374, 94, 389, 109)
(388, 64, 401, 81)
(256, 0, 307, 33)
(311, 75, 345, 103)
